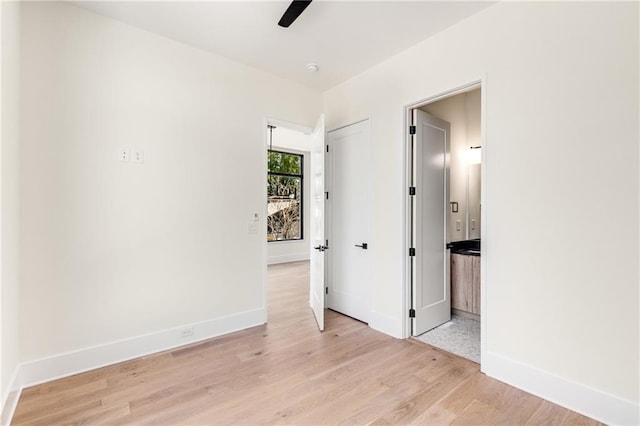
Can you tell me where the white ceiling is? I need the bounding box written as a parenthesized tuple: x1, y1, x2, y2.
(72, 1, 495, 90)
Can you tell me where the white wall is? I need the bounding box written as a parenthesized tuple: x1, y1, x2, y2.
(267, 126, 311, 265)
(420, 89, 480, 242)
(324, 2, 638, 423)
(1, 0, 22, 421)
(19, 0, 321, 377)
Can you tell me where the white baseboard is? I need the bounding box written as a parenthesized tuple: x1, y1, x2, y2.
(483, 351, 639, 426)
(18, 307, 266, 390)
(1, 368, 21, 426)
(369, 310, 403, 338)
(267, 253, 309, 265)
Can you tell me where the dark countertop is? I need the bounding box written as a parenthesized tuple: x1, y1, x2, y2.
(449, 239, 481, 256)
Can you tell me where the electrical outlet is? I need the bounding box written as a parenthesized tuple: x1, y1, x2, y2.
(181, 327, 194, 338)
(119, 148, 130, 162)
(132, 149, 144, 164)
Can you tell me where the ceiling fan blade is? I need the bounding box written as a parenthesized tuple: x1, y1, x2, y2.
(278, 0, 313, 28)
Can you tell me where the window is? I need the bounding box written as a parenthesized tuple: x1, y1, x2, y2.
(267, 150, 303, 241)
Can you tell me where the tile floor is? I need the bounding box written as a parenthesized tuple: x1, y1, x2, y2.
(415, 315, 480, 363)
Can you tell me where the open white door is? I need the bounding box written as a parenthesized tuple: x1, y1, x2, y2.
(412, 109, 451, 336)
(309, 114, 326, 331)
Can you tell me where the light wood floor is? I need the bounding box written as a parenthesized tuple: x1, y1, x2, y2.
(13, 261, 600, 425)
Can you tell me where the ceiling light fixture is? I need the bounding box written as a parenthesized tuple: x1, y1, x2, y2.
(306, 63, 319, 73)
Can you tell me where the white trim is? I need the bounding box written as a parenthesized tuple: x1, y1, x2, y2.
(18, 308, 265, 389)
(265, 117, 313, 135)
(326, 117, 370, 135)
(1, 369, 21, 426)
(478, 75, 488, 368)
(406, 81, 482, 111)
(483, 351, 640, 426)
(402, 103, 411, 339)
(267, 253, 310, 265)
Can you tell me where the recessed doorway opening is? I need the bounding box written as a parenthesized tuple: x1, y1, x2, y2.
(265, 124, 313, 266)
(263, 116, 326, 332)
(405, 81, 485, 365)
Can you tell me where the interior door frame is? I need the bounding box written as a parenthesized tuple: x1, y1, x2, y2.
(262, 117, 313, 325)
(402, 78, 487, 365)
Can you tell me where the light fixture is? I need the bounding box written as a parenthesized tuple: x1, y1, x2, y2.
(306, 63, 319, 73)
(268, 125, 276, 151)
(468, 146, 481, 165)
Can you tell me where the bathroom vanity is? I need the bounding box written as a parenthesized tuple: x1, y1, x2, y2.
(449, 240, 480, 319)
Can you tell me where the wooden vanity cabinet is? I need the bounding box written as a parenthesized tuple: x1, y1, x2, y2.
(451, 253, 480, 316)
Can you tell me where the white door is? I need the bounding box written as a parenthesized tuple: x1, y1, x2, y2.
(309, 115, 326, 331)
(327, 120, 372, 323)
(412, 109, 451, 335)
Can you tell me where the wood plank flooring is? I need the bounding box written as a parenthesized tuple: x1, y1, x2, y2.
(12, 261, 600, 425)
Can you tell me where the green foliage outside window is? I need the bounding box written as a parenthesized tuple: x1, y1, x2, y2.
(267, 151, 303, 241)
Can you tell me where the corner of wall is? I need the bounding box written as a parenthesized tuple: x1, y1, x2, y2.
(0, 368, 21, 426)
(0, 0, 22, 424)
(369, 310, 403, 339)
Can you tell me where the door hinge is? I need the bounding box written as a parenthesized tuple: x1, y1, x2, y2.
(409, 125, 416, 135)
(326, 145, 329, 152)
(409, 187, 416, 196)
(325, 287, 328, 295)
(409, 308, 416, 318)
(325, 239, 329, 248)
(409, 248, 416, 257)
(325, 191, 329, 200)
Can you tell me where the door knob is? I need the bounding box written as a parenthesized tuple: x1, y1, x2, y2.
(354, 243, 368, 249)
(314, 245, 328, 252)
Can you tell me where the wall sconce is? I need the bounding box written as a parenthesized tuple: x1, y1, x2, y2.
(468, 146, 481, 165)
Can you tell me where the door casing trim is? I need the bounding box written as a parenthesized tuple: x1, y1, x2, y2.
(402, 78, 486, 369)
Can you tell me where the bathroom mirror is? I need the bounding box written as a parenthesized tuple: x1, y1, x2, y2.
(467, 152, 481, 239)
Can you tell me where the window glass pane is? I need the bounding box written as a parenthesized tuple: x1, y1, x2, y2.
(268, 151, 301, 175)
(267, 175, 302, 241)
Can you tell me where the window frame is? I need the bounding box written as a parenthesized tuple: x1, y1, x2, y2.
(267, 149, 304, 242)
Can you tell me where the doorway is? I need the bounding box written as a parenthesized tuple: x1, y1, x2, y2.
(264, 116, 326, 332)
(406, 82, 484, 364)
(264, 119, 315, 322)
(265, 123, 313, 265)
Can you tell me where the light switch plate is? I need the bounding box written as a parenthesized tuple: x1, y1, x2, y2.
(132, 150, 144, 164)
(248, 223, 258, 234)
